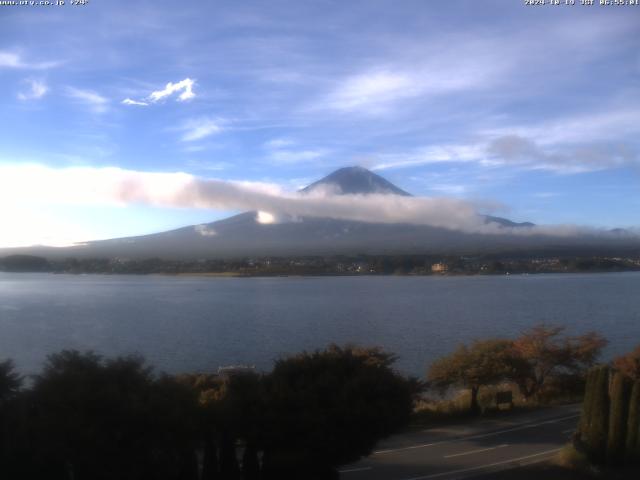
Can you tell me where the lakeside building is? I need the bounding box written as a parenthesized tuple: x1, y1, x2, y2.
(431, 263, 448, 273)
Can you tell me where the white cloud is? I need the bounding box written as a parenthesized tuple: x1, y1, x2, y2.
(429, 184, 468, 195)
(325, 71, 414, 113)
(149, 78, 195, 102)
(0, 51, 59, 70)
(256, 211, 276, 224)
(122, 98, 149, 106)
(533, 192, 561, 199)
(264, 138, 294, 149)
(482, 109, 640, 148)
(0, 204, 95, 248)
(264, 138, 329, 164)
(316, 16, 638, 117)
(0, 164, 483, 231)
(66, 87, 109, 113)
(122, 78, 196, 107)
(486, 135, 638, 174)
(372, 144, 485, 171)
(180, 117, 222, 142)
(17, 79, 48, 100)
(268, 149, 328, 164)
(194, 224, 217, 236)
(1, 163, 618, 249)
(0, 52, 22, 68)
(371, 106, 640, 174)
(319, 38, 510, 115)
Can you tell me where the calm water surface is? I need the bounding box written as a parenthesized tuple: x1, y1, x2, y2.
(0, 272, 638, 377)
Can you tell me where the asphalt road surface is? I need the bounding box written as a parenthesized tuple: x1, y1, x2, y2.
(339, 404, 581, 480)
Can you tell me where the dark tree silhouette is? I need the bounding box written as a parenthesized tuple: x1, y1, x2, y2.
(0, 359, 22, 404)
(1, 346, 422, 480)
(26, 350, 199, 480)
(0, 358, 24, 473)
(261, 345, 420, 479)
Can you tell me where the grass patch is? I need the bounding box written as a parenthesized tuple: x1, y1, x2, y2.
(555, 444, 593, 472)
(411, 381, 584, 427)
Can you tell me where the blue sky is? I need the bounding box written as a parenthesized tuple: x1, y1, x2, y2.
(0, 0, 638, 247)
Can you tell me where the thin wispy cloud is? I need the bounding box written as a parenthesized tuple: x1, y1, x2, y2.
(264, 138, 330, 165)
(428, 184, 468, 196)
(268, 149, 329, 164)
(180, 117, 222, 142)
(533, 192, 561, 199)
(487, 135, 638, 174)
(317, 37, 512, 115)
(264, 138, 295, 149)
(481, 109, 640, 148)
(66, 87, 109, 113)
(324, 71, 414, 113)
(17, 79, 48, 101)
(372, 104, 640, 174)
(372, 144, 485, 171)
(0, 51, 60, 70)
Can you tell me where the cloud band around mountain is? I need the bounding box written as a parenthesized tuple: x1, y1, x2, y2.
(0, 164, 625, 239)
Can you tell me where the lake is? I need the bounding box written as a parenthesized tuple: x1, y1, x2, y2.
(1, 272, 638, 377)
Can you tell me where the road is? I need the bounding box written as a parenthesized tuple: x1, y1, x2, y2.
(339, 404, 581, 480)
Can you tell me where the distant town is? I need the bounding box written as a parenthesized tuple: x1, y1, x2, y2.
(1, 253, 639, 276)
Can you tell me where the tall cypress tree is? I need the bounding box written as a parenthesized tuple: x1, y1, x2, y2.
(579, 368, 597, 440)
(626, 381, 640, 464)
(584, 365, 610, 464)
(607, 371, 632, 465)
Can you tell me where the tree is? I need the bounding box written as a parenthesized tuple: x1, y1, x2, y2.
(261, 345, 419, 479)
(178, 370, 266, 480)
(428, 339, 513, 415)
(607, 371, 632, 465)
(28, 350, 199, 480)
(0, 358, 23, 474)
(507, 325, 607, 400)
(580, 365, 610, 464)
(614, 345, 640, 381)
(0, 359, 21, 404)
(579, 367, 598, 439)
(626, 381, 640, 463)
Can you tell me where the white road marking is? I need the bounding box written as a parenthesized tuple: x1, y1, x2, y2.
(562, 428, 575, 434)
(443, 444, 509, 459)
(339, 466, 372, 474)
(400, 448, 562, 480)
(374, 414, 578, 455)
(375, 441, 440, 454)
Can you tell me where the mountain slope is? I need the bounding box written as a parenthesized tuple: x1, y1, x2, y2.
(301, 166, 411, 196)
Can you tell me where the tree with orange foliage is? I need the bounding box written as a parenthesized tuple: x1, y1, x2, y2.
(428, 339, 513, 414)
(507, 324, 607, 400)
(613, 345, 640, 381)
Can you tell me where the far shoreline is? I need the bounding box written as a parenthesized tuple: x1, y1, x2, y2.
(2, 270, 640, 279)
(2, 252, 639, 277)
